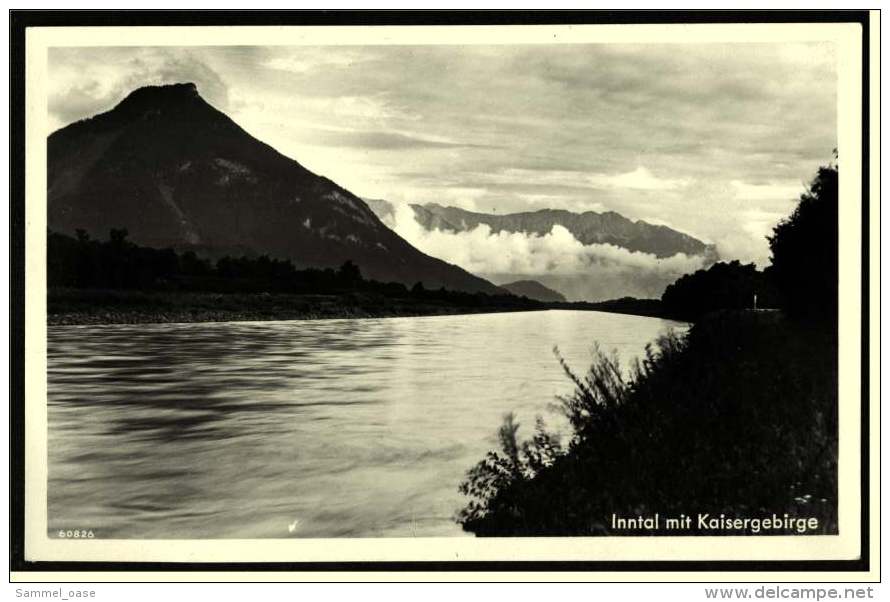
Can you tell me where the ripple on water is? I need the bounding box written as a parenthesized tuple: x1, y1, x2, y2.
(47, 310, 687, 538)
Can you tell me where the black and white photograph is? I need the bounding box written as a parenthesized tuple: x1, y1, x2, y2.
(11, 11, 876, 576)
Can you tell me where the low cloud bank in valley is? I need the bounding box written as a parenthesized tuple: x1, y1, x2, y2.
(389, 204, 708, 301)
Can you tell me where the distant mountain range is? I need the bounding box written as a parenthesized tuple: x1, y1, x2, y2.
(364, 199, 717, 259)
(499, 280, 567, 303)
(364, 198, 717, 301)
(47, 83, 503, 295)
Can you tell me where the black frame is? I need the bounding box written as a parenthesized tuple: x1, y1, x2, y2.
(8, 9, 874, 577)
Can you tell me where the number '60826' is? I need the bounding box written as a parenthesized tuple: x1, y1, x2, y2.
(58, 529, 94, 538)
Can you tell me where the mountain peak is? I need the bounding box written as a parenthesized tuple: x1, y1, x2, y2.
(120, 82, 199, 102)
(110, 82, 207, 116)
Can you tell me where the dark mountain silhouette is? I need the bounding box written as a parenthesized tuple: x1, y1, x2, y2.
(499, 280, 567, 303)
(47, 83, 503, 294)
(365, 198, 717, 259)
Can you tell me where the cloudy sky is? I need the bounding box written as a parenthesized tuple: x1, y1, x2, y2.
(48, 43, 836, 265)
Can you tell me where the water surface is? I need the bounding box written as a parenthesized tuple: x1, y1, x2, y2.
(48, 310, 685, 538)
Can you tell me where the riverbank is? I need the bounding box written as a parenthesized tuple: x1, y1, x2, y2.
(457, 309, 838, 536)
(47, 287, 687, 326)
(48, 288, 550, 326)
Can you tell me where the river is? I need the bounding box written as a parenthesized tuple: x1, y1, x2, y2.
(47, 310, 685, 538)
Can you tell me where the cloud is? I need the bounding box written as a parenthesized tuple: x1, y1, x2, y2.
(740, 208, 790, 243)
(47, 80, 110, 131)
(391, 204, 704, 278)
(48, 48, 230, 132)
(301, 127, 497, 150)
(263, 52, 366, 74)
(468, 167, 691, 193)
(730, 179, 805, 202)
(47, 43, 836, 266)
(587, 167, 692, 191)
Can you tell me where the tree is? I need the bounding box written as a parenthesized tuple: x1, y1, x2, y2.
(767, 159, 838, 325)
(336, 260, 363, 287)
(109, 228, 129, 247)
(661, 260, 777, 321)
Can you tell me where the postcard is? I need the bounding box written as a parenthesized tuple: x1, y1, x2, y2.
(10, 10, 879, 580)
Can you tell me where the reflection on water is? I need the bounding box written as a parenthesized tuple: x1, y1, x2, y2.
(48, 310, 684, 538)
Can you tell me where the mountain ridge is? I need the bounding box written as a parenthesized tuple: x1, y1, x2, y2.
(364, 198, 717, 259)
(499, 280, 567, 303)
(416, 203, 716, 259)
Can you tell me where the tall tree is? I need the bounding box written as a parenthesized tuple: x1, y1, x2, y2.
(767, 158, 838, 325)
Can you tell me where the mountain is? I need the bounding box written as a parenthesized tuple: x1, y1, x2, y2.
(363, 198, 462, 232)
(365, 198, 717, 301)
(47, 83, 503, 295)
(499, 280, 567, 303)
(407, 203, 716, 259)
